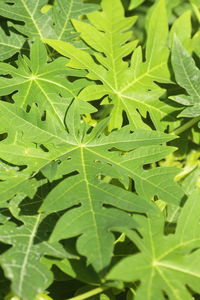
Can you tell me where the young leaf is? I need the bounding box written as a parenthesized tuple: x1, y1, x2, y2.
(171, 37, 200, 118)
(44, 0, 177, 131)
(108, 189, 200, 299)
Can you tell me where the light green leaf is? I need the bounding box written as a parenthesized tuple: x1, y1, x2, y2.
(52, 0, 98, 42)
(0, 0, 98, 47)
(129, 0, 145, 10)
(108, 189, 200, 299)
(44, 0, 178, 131)
(0, 40, 94, 127)
(171, 37, 200, 118)
(0, 0, 53, 39)
(169, 10, 192, 48)
(0, 24, 25, 60)
(192, 31, 200, 56)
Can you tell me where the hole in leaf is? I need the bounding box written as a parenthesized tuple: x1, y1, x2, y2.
(164, 222, 177, 235)
(0, 132, 8, 141)
(26, 104, 31, 112)
(40, 144, 49, 152)
(162, 290, 169, 299)
(143, 163, 151, 170)
(5, 2, 15, 5)
(41, 110, 46, 121)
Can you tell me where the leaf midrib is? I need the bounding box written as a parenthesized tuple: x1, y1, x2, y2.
(18, 214, 41, 296)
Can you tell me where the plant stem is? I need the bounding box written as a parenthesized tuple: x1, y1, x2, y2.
(172, 116, 200, 136)
(66, 287, 109, 300)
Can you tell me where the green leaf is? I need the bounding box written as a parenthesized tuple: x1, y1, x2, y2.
(0, 24, 25, 60)
(44, 0, 178, 131)
(0, 98, 182, 272)
(51, 0, 98, 42)
(0, 214, 71, 300)
(0, 0, 53, 39)
(0, 0, 98, 59)
(39, 105, 182, 272)
(169, 10, 192, 48)
(0, 40, 94, 127)
(129, 0, 145, 10)
(108, 189, 200, 299)
(171, 37, 200, 117)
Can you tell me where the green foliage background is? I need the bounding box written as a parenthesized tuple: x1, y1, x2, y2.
(0, 0, 199, 299)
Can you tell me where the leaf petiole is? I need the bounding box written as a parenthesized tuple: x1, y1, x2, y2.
(66, 287, 109, 300)
(172, 116, 200, 136)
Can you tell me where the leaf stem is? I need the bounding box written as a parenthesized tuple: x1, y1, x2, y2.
(172, 116, 200, 136)
(66, 287, 108, 300)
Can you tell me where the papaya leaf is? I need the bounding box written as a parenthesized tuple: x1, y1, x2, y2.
(171, 37, 200, 118)
(44, 0, 179, 131)
(108, 189, 200, 300)
(0, 98, 182, 273)
(0, 214, 73, 300)
(0, 40, 94, 128)
(0, 23, 25, 61)
(0, 0, 98, 59)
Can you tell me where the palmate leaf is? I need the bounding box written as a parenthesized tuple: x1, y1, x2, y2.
(108, 189, 200, 299)
(0, 40, 94, 127)
(44, 0, 178, 131)
(0, 0, 98, 58)
(0, 23, 25, 61)
(0, 99, 182, 272)
(171, 37, 200, 118)
(0, 213, 73, 300)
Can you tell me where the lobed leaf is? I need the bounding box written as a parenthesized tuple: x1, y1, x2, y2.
(171, 37, 200, 118)
(0, 214, 72, 300)
(0, 98, 182, 273)
(108, 189, 200, 299)
(0, 0, 98, 59)
(44, 0, 179, 131)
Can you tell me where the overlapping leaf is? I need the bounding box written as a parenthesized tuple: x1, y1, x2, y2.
(0, 40, 94, 127)
(0, 1, 197, 298)
(0, 0, 98, 59)
(0, 213, 73, 300)
(51, 0, 98, 43)
(0, 22, 25, 61)
(171, 37, 200, 118)
(0, 97, 182, 272)
(44, 0, 179, 131)
(108, 189, 200, 299)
